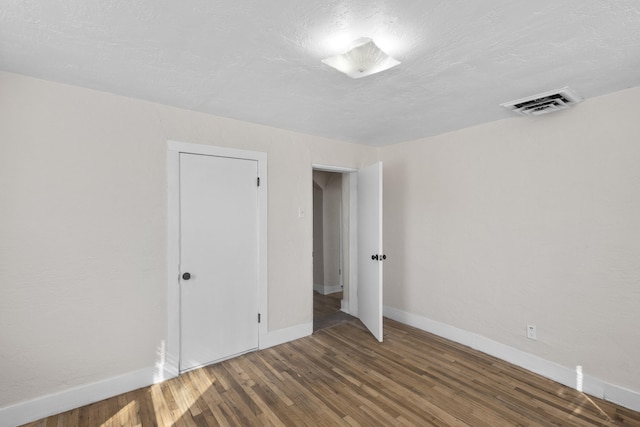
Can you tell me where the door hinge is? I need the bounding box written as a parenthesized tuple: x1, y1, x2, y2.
(257, 177, 260, 187)
(258, 313, 261, 323)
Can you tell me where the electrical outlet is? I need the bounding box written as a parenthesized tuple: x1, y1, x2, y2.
(527, 324, 537, 340)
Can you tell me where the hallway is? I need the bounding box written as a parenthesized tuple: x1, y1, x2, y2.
(313, 291, 357, 332)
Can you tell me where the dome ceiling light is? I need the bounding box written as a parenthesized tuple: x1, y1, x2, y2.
(321, 37, 400, 79)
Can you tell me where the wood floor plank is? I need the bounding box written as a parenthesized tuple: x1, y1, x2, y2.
(149, 383, 175, 426)
(225, 359, 285, 426)
(187, 368, 232, 427)
(20, 310, 640, 427)
(132, 388, 157, 427)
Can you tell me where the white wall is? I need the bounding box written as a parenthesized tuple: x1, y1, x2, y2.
(3, 68, 639, 418)
(312, 171, 343, 294)
(380, 86, 640, 396)
(0, 71, 376, 411)
(322, 173, 343, 291)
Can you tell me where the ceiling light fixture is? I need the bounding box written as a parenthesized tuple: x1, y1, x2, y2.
(321, 37, 400, 79)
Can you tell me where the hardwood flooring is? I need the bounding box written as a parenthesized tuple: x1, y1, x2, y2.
(22, 318, 640, 426)
(313, 291, 357, 332)
(313, 291, 343, 317)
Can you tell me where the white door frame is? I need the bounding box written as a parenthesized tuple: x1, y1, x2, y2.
(312, 164, 358, 317)
(165, 141, 268, 379)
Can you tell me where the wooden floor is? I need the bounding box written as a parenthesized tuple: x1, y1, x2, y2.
(313, 291, 342, 318)
(313, 291, 357, 332)
(23, 318, 640, 427)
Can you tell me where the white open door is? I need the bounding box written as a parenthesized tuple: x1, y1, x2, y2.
(357, 162, 384, 342)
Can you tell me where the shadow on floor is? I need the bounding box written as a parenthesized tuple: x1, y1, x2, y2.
(314, 310, 358, 332)
(313, 291, 357, 332)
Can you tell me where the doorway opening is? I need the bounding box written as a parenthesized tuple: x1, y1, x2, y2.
(311, 162, 384, 341)
(312, 169, 357, 332)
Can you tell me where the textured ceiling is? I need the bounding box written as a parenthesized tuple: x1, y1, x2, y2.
(1, 1, 640, 146)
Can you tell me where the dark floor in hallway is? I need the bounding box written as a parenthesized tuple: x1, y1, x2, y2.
(313, 291, 358, 332)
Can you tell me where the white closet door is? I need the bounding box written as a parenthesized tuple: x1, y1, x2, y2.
(179, 153, 259, 372)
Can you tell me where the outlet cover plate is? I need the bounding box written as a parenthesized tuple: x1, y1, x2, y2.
(527, 324, 537, 340)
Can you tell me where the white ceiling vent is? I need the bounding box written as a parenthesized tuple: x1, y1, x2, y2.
(500, 87, 583, 116)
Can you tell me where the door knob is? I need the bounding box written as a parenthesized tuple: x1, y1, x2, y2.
(182, 272, 191, 280)
(382, 254, 387, 260)
(371, 254, 379, 260)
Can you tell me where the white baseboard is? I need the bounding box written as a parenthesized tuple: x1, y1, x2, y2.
(260, 322, 313, 350)
(1, 321, 313, 426)
(322, 285, 343, 295)
(313, 284, 342, 295)
(0, 366, 163, 427)
(384, 306, 640, 412)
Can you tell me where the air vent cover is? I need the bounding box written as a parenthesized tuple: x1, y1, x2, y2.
(500, 87, 583, 116)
